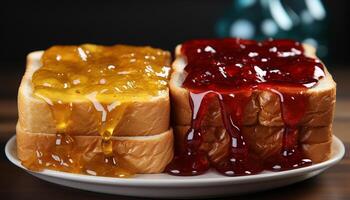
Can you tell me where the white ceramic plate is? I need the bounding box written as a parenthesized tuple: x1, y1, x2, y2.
(5, 135, 345, 199)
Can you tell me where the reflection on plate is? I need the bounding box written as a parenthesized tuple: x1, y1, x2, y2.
(5, 136, 345, 198)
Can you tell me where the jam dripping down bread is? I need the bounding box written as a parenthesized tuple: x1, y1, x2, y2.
(17, 45, 173, 177)
(167, 39, 335, 176)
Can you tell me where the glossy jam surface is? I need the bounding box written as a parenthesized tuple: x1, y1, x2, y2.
(182, 38, 324, 91)
(25, 44, 171, 177)
(166, 38, 324, 176)
(33, 44, 171, 103)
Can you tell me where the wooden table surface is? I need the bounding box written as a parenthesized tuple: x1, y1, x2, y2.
(0, 68, 349, 200)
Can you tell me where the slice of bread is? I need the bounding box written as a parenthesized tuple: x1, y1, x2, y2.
(18, 51, 170, 136)
(17, 49, 174, 174)
(170, 44, 336, 127)
(174, 125, 331, 164)
(170, 43, 335, 164)
(17, 124, 173, 173)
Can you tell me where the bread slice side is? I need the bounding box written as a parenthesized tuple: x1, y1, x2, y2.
(18, 51, 170, 136)
(16, 123, 174, 173)
(170, 44, 336, 127)
(173, 125, 331, 164)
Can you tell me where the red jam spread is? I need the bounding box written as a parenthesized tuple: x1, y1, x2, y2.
(166, 38, 325, 176)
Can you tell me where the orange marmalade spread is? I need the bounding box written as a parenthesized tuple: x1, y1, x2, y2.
(25, 44, 171, 177)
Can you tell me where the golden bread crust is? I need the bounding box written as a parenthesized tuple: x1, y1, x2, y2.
(16, 124, 174, 174)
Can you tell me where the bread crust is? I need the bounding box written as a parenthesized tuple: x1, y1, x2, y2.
(18, 51, 170, 136)
(16, 124, 174, 174)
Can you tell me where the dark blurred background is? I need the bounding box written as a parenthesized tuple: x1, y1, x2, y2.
(1, 2, 350, 198)
(1, 0, 350, 99)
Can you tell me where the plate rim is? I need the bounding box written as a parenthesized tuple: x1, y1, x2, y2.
(5, 135, 345, 187)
